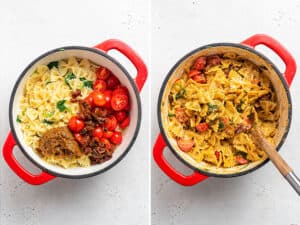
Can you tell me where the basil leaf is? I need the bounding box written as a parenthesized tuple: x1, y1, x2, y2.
(79, 77, 86, 81)
(56, 100, 67, 112)
(42, 119, 54, 125)
(168, 113, 175, 117)
(175, 88, 186, 100)
(83, 80, 93, 88)
(47, 61, 59, 69)
(208, 103, 219, 114)
(16, 115, 21, 123)
(218, 121, 225, 130)
(65, 73, 76, 89)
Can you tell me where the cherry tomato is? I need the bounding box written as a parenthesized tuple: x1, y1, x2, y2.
(110, 131, 122, 145)
(93, 127, 104, 139)
(103, 90, 112, 108)
(115, 110, 127, 122)
(103, 130, 114, 138)
(113, 85, 129, 96)
(193, 74, 207, 83)
(188, 69, 201, 78)
(236, 155, 249, 165)
(119, 116, 130, 129)
(177, 138, 194, 152)
(104, 115, 117, 131)
(68, 116, 85, 133)
(111, 94, 129, 111)
(93, 91, 106, 106)
(100, 138, 112, 150)
(215, 150, 220, 161)
(192, 56, 206, 70)
(196, 122, 209, 132)
(93, 79, 107, 91)
(85, 93, 95, 107)
(106, 75, 120, 89)
(96, 67, 111, 80)
(74, 133, 83, 143)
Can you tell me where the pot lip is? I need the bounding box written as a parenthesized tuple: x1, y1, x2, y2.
(9, 46, 142, 179)
(157, 42, 292, 178)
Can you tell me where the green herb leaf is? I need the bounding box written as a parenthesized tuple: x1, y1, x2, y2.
(43, 111, 54, 118)
(79, 77, 86, 81)
(65, 73, 76, 89)
(218, 121, 225, 130)
(47, 61, 59, 69)
(83, 80, 93, 88)
(208, 103, 219, 114)
(16, 115, 22, 123)
(236, 100, 244, 113)
(175, 88, 186, 100)
(237, 151, 247, 158)
(42, 119, 54, 125)
(45, 81, 53, 85)
(56, 100, 67, 112)
(34, 133, 41, 138)
(168, 113, 175, 117)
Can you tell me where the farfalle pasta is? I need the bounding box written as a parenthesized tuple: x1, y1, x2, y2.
(167, 53, 278, 168)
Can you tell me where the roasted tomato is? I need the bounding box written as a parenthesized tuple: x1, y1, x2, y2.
(106, 75, 120, 89)
(188, 69, 201, 78)
(103, 130, 114, 138)
(215, 150, 220, 161)
(192, 74, 207, 83)
(113, 85, 129, 96)
(93, 127, 104, 139)
(192, 56, 206, 70)
(119, 116, 130, 129)
(236, 155, 249, 165)
(110, 131, 122, 145)
(96, 67, 111, 80)
(94, 79, 107, 91)
(100, 138, 112, 150)
(104, 115, 118, 131)
(115, 110, 127, 122)
(74, 133, 83, 143)
(84, 93, 95, 107)
(177, 138, 194, 152)
(68, 116, 85, 133)
(196, 122, 209, 132)
(93, 91, 106, 106)
(103, 90, 112, 108)
(111, 93, 129, 111)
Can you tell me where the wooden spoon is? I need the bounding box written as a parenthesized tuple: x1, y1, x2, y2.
(250, 127, 300, 195)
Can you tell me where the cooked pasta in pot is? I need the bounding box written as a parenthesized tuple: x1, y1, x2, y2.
(167, 53, 278, 168)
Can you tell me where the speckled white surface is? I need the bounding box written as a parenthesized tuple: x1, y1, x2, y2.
(0, 1, 149, 225)
(151, 0, 300, 225)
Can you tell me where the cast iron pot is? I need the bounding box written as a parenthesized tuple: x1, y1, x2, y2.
(3, 39, 147, 185)
(153, 34, 296, 186)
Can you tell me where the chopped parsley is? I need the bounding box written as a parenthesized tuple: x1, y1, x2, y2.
(175, 89, 186, 100)
(43, 111, 54, 118)
(56, 100, 67, 112)
(16, 115, 22, 123)
(218, 120, 225, 130)
(45, 81, 53, 85)
(236, 100, 244, 113)
(42, 119, 54, 125)
(65, 73, 76, 89)
(208, 103, 219, 114)
(79, 77, 93, 89)
(168, 113, 175, 117)
(47, 61, 59, 69)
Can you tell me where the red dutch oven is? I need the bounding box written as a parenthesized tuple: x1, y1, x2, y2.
(3, 39, 147, 185)
(153, 34, 296, 186)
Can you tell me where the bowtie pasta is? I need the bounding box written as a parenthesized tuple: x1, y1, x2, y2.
(167, 53, 278, 168)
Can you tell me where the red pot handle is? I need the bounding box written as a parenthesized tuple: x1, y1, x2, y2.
(241, 34, 296, 86)
(2, 132, 55, 185)
(153, 133, 208, 186)
(94, 39, 148, 92)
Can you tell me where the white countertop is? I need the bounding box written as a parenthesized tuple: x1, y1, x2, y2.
(151, 0, 300, 225)
(0, 1, 149, 225)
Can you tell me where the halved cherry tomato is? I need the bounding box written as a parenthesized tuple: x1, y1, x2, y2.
(74, 133, 83, 142)
(104, 115, 117, 131)
(115, 110, 127, 122)
(192, 56, 206, 71)
(119, 116, 130, 129)
(93, 91, 106, 106)
(111, 94, 129, 111)
(106, 75, 120, 89)
(113, 85, 129, 96)
(188, 69, 201, 78)
(215, 150, 220, 161)
(100, 138, 112, 150)
(103, 130, 114, 138)
(94, 79, 107, 91)
(85, 93, 95, 107)
(103, 90, 112, 108)
(177, 138, 194, 152)
(110, 131, 122, 145)
(93, 127, 104, 139)
(193, 74, 207, 83)
(236, 155, 249, 165)
(196, 122, 209, 132)
(96, 67, 111, 80)
(68, 116, 85, 133)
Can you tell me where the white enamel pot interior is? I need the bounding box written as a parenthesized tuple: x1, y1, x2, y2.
(159, 43, 292, 177)
(9, 46, 141, 178)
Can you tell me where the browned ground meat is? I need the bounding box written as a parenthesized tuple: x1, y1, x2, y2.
(207, 55, 221, 66)
(175, 108, 189, 123)
(71, 89, 81, 102)
(37, 127, 82, 158)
